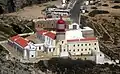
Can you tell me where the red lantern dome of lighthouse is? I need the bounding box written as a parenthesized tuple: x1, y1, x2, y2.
(56, 16, 66, 32)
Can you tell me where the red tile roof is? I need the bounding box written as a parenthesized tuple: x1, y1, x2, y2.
(80, 37, 96, 41)
(67, 37, 96, 42)
(15, 37, 28, 48)
(67, 39, 79, 42)
(44, 32, 56, 40)
(37, 30, 48, 35)
(10, 35, 20, 41)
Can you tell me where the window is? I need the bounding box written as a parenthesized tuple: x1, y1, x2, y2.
(81, 44, 83, 46)
(62, 41, 64, 44)
(89, 48, 91, 50)
(38, 25, 39, 27)
(85, 49, 87, 51)
(58, 24, 65, 29)
(73, 25, 77, 29)
(78, 44, 79, 46)
(88, 52, 89, 54)
(73, 45, 75, 47)
(94, 43, 96, 45)
(67, 45, 69, 47)
(95, 48, 96, 50)
(73, 49, 75, 52)
(39, 47, 41, 50)
(85, 44, 87, 46)
(53, 48, 55, 51)
(89, 44, 91, 46)
(31, 55, 34, 57)
(49, 48, 51, 52)
(60, 45, 62, 52)
(78, 49, 79, 51)
(81, 53, 83, 56)
(81, 49, 83, 51)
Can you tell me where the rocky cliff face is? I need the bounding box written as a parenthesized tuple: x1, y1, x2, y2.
(0, 0, 54, 14)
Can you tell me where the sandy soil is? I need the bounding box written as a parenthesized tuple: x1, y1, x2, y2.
(6, 0, 60, 20)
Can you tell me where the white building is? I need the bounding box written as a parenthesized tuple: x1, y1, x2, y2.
(8, 35, 46, 60)
(8, 17, 107, 64)
(35, 18, 105, 64)
(8, 35, 37, 59)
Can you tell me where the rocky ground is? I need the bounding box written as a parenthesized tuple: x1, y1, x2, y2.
(0, 15, 35, 41)
(85, 0, 120, 60)
(0, 45, 46, 74)
(1, 44, 120, 74)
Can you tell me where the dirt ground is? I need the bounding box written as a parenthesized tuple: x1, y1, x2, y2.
(6, 0, 61, 20)
(86, 0, 120, 60)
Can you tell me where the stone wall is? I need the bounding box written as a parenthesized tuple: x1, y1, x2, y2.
(34, 18, 72, 31)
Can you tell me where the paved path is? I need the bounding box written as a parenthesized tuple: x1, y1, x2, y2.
(70, 0, 84, 23)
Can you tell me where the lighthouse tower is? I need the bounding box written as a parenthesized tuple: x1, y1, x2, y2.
(56, 16, 66, 41)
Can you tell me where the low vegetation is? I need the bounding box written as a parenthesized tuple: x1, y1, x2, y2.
(35, 58, 120, 74)
(112, 5, 120, 9)
(88, 10, 109, 17)
(91, 7, 98, 9)
(0, 15, 35, 41)
(102, 4, 109, 6)
(113, 0, 120, 3)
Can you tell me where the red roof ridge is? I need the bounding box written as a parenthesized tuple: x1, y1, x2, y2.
(80, 37, 96, 41)
(37, 30, 48, 35)
(67, 37, 97, 42)
(44, 32, 56, 40)
(67, 39, 79, 42)
(15, 37, 29, 48)
(10, 35, 20, 41)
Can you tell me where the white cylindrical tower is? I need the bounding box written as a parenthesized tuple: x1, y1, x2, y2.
(56, 16, 66, 41)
